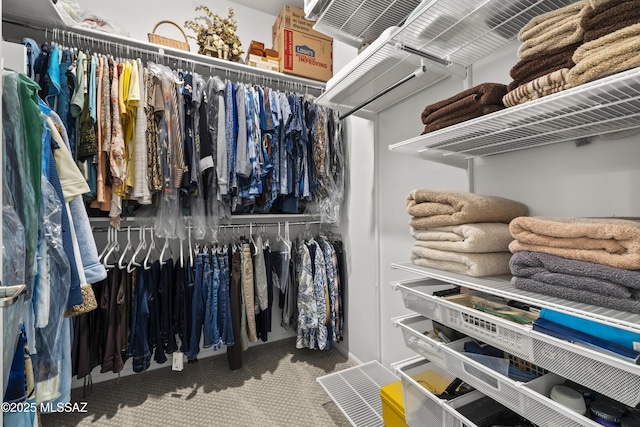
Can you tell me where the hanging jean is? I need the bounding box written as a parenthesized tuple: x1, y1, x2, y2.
(160, 260, 178, 354)
(129, 268, 151, 373)
(218, 248, 234, 346)
(188, 254, 206, 361)
(242, 244, 258, 342)
(203, 253, 221, 350)
(226, 249, 242, 370)
(148, 261, 167, 364)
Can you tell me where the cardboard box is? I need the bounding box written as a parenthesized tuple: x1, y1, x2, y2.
(246, 53, 279, 72)
(272, 5, 330, 44)
(272, 5, 333, 82)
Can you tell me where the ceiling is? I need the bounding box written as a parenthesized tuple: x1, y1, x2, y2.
(228, 0, 305, 17)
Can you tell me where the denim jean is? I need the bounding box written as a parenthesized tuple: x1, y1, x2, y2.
(187, 255, 205, 360)
(203, 253, 221, 350)
(218, 250, 234, 346)
(129, 268, 151, 373)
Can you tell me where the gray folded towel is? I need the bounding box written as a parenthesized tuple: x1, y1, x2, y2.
(510, 251, 640, 298)
(512, 276, 640, 314)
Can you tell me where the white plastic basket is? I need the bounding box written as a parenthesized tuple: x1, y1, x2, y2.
(442, 340, 602, 427)
(392, 314, 449, 368)
(393, 356, 482, 427)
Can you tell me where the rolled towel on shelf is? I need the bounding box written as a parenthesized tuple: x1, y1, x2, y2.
(420, 83, 508, 124)
(411, 223, 514, 253)
(407, 189, 529, 228)
(509, 250, 640, 298)
(411, 246, 513, 277)
(421, 104, 504, 134)
(512, 276, 640, 314)
(509, 216, 640, 269)
(507, 43, 579, 91)
(567, 23, 640, 87)
(503, 68, 573, 108)
(581, 0, 640, 42)
(517, 0, 587, 59)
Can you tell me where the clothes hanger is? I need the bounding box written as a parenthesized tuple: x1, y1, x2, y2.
(98, 226, 113, 262)
(127, 226, 146, 273)
(103, 227, 121, 269)
(249, 223, 258, 256)
(179, 235, 185, 269)
(143, 228, 157, 270)
(188, 226, 194, 268)
(159, 237, 172, 266)
(118, 226, 133, 270)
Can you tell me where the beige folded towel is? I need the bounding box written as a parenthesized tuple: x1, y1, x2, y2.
(407, 190, 529, 228)
(411, 246, 513, 277)
(503, 68, 573, 108)
(517, 1, 588, 58)
(411, 223, 514, 253)
(567, 23, 640, 87)
(509, 216, 640, 269)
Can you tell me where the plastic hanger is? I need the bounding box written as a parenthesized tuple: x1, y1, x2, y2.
(143, 229, 157, 270)
(127, 226, 146, 273)
(103, 228, 121, 269)
(159, 237, 172, 266)
(118, 226, 133, 270)
(249, 223, 258, 256)
(179, 236, 185, 269)
(188, 226, 194, 268)
(275, 222, 291, 255)
(98, 226, 113, 262)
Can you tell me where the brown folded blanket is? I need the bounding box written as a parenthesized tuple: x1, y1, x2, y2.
(407, 190, 529, 228)
(507, 43, 579, 91)
(503, 69, 573, 108)
(422, 105, 503, 134)
(411, 223, 514, 253)
(420, 83, 508, 124)
(581, 0, 640, 42)
(509, 216, 640, 269)
(411, 246, 513, 277)
(567, 23, 640, 87)
(517, 1, 587, 59)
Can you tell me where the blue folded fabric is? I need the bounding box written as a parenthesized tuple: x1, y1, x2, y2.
(540, 308, 640, 351)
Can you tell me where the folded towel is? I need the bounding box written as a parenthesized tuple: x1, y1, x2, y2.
(588, 0, 618, 8)
(509, 216, 640, 269)
(422, 105, 503, 134)
(512, 276, 640, 314)
(411, 246, 513, 277)
(420, 83, 508, 124)
(503, 69, 573, 108)
(567, 23, 640, 87)
(508, 43, 578, 91)
(407, 190, 529, 228)
(582, 1, 640, 43)
(517, 1, 587, 59)
(411, 223, 514, 253)
(510, 251, 640, 298)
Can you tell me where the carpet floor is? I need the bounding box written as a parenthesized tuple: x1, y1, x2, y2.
(40, 338, 353, 427)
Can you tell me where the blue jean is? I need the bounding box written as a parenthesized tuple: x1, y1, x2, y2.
(204, 254, 221, 350)
(218, 251, 233, 345)
(187, 255, 205, 360)
(129, 268, 151, 372)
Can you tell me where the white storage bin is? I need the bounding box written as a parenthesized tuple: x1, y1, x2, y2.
(392, 278, 456, 323)
(394, 356, 482, 427)
(393, 313, 466, 369)
(442, 340, 602, 427)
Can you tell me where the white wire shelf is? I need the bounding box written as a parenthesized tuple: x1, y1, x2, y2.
(390, 262, 640, 334)
(390, 66, 640, 159)
(311, 0, 422, 47)
(315, 0, 576, 114)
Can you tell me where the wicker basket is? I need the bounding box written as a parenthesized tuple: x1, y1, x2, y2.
(148, 20, 190, 51)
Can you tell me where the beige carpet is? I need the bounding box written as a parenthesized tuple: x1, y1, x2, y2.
(40, 338, 353, 427)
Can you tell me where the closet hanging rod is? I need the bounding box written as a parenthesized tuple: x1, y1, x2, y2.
(90, 221, 322, 233)
(48, 28, 325, 93)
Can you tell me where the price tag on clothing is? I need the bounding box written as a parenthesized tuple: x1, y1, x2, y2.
(172, 351, 184, 371)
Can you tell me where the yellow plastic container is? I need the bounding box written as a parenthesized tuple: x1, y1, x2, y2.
(380, 380, 409, 427)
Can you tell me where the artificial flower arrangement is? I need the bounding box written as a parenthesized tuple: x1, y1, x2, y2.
(184, 5, 244, 61)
